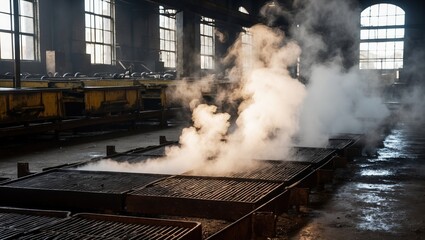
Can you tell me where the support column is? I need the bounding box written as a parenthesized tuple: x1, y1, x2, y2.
(176, 11, 201, 79)
(13, 0, 20, 88)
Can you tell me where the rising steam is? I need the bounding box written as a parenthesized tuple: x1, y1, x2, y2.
(80, 24, 306, 175)
(80, 0, 392, 174)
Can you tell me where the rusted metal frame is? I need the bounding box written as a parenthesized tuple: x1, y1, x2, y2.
(0, 207, 70, 239)
(314, 158, 335, 189)
(126, 195, 259, 221)
(19, 213, 202, 240)
(0, 169, 169, 213)
(126, 179, 287, 221)
(207, 190, 290, 240)
(0, 178, 10, 184)
(0, 186, 125, 213)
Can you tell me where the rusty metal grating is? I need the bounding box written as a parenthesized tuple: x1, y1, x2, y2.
(126, 176, 285, 220)
(290, 147, 336, 164)
(3, 169, 168, 193)
(226, 161, 311, 183)
(325, 139, 353, 150)
(132, 175, 282, 203)
(140, 145, 169, 157)
(0, 170, 170, 212)
(185, 161, 312, 183)
(16, 213, 201, 240)
(0, 207, 69, 239)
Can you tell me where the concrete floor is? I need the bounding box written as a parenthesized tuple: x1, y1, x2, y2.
(0, 123, 185, 180)
(0, 121, 424, 239)
(285, 123, 425, 240)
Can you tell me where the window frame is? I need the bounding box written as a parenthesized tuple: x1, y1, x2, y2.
(84, 0, 115, 65)
(359, 3, 405, 70)
(159, 5, 177, 69)
(200, 16, 215, 70)
(0, 0, 39, 61)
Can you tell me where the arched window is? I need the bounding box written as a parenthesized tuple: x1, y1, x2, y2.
(359, 4, 405, 70)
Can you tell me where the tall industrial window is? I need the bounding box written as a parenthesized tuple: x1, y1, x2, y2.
(85, 0, 114, 65)
(241, 27, 252, 71)
(200, 17, 215, 69)
(0, 0, 38, 60)
(359, 4, 405, 70)
(159, 6, 176, 68)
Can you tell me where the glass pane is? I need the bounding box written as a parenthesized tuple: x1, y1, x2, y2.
(360, 16, 369, 27)
(370, 5, 379, 17)
(387, 16, 396, 26)
(395, 15, 404, 25)
(91, 15, 95, 29)
(385, 41, 395, 49)
(95, 15, 102, 29)
(385, 49, 394, 58)
(104, 31, 111, 44)
(95, 44, 102, 63)
(377, 29, 386, 38)
(85, 28, 90, 41)
(395, 49, 403, 58)
(94, 0, 102, 15)
(378, 16, 387, 26)
(20, 0, 33, 17)
(86, 43, 94, 61)
(104, 45, 111, 64)
(395, 28, 404, 38)
(85, 0, 90, 11)
(103, 18, 110, 31)
(379, 4, 388, 15)
(395, 41, 403, 50)
(387, 28, 395, 38)
(20, 16, 34, 34)
(387, 4, 396, 16)
(0, 32, 13, 59)
(0, 12, 11, 30)
(370, 16, 378, 26)
(95, 29, 102, 42)
(85, 13, 91, 27)
(21, 35, 34, 60)
(359, 42, 368, 51)
(0, 0, 10, 13)
(102, 1, 110, 16)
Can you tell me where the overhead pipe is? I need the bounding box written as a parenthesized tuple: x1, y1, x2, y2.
(13, 0, 21, 88)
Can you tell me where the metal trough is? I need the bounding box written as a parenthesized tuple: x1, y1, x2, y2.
(184, 160, 312, 184)
(126, 175, 285, 221)
(17, 213, 201, 240)
(0, 169, 169, 212)
(0, 207, 69, 239)
(289, 147, 336, 164)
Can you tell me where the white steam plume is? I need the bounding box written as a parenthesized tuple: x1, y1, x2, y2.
(80, 24, 306, 175)
(293, 0, 390, 146)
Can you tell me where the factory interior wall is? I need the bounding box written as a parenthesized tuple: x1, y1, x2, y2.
(0, 0, 424, 81)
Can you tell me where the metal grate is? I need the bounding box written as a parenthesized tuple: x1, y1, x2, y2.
(0, 207, 69, 239)
(131, 176, 281, 203)
(330, 133, 363, 141)
(185, 161, 312, 183)
(290, 147, 336, 164)
(140, 146, 169, 157)
(0, 170, 170, 212)
(16, 213, 201, 240)
(325, 139, 353, 150)
(3, 169, 168, 193)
